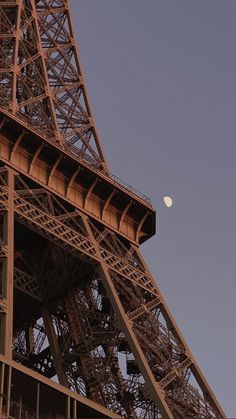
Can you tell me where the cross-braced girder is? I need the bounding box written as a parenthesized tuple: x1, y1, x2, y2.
(0, 0, 226, 416)
(0, 0, 107, 171)
(0, 169, 225, 418)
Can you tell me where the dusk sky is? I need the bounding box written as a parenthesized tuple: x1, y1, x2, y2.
(72, 1, 236, 416)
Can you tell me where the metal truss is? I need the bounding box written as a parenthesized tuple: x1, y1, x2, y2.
(0, 0, 107, 170)
(0, 0, 225, 417)
(0, 169, 225, 418)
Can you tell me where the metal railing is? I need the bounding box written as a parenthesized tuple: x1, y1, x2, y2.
(52, 141, 152, 206)
(0, 109, 152, 207)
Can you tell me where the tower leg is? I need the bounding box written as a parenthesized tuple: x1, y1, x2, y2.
(82, 215, 174, 419)
(0, 168, 14, 359)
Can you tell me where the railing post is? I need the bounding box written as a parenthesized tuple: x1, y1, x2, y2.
(0, 362, 5, 416)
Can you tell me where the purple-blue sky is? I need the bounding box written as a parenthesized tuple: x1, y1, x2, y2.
(72, 1, 236, 416)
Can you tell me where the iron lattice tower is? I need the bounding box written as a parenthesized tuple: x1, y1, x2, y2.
(0, 1, 225, 418)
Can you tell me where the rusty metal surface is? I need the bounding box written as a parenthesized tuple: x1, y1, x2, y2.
(0, 1, 225, 418)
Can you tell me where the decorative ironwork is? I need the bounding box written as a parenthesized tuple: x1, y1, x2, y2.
(0, 0, 107, 169)
(0, 1, 225, 418)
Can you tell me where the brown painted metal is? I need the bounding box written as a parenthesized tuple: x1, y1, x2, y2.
(0, 111, 155, 245)
(0, 169, 14, 358)
(0, 1, 225, 418)
(0, 355, 121, 418)
(0, 0, 108, 171)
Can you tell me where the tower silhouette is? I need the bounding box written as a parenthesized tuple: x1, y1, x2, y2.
(0, 1, 225, 418)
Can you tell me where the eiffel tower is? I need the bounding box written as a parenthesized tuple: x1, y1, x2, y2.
(0, 1, 225, 418)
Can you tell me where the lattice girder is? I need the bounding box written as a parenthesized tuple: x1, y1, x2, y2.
(0, 0, 226, 414)
(0, 170, 225, 418)
(0, 0, 107, 170)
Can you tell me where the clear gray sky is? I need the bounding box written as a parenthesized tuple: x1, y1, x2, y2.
(72, 1, 236, 416)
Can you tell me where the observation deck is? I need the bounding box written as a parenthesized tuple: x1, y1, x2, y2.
(0, 109, 156, 245)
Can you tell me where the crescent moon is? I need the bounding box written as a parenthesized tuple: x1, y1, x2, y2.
(163, 196, 173, 208)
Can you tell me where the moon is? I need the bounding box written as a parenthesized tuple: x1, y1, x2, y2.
(163, 196, 173, 208)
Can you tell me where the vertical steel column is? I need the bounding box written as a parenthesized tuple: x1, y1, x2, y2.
(36, 381, 40, 419)
(66, 396, 71, 419)
(5, 365, 12, 417)
(42, 308, 69, 387)
(73, 399, 77, 419)
(0, 362, 5, 416)
(0, 169, 14, 359)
